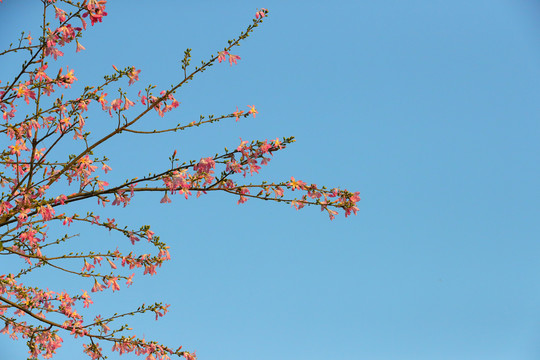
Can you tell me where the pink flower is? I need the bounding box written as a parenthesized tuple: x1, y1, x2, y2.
(8, 139, 28, 156)
(34, 64, 49, 81)
(327, 208, 339, 220)
(61, 67, 77, 87)
(44, 44, 64, 60)
(128, 68, 141, 85)
(15, 83, 36, 104)
(83, 0, 108, 26)
(143, 264, 157, 276)
(123, 96, 135, 110)
(159, 247, 171, 261)
(91, 279, 105, 293)
(83, 343, 103, 360)
(128, 232, 139, 245)
(288, 177, 307, 191)
(0, 201, 13, 215)
(107, 277, 120, 292)
(233, 106, 244, 121)
(228, 54, 241, 66)
(78, 99, 89, 112)
(217, 51, 229, 63)
(160, 193, 172, 203)
(247, 105, 257, 118)
(344, 204, 359, 218)
(274, 186, 284, 198)
(106, 258, 117, 269)
(82, 260, 94, 272)
(81, 291, 93, 308)
(255, 8, 268, 19)
(111, 98, 122, 111)
(237, 187, 250, 204)
(154, 304, 170, 320)
(38, 205, 55, 221)
(55, 6, 67, 22)
(76, 40, 85, 52)
(112, 341, 134, 355)
(97, 92, 108, 108)
(193, 157, 216, 174)
(126, 273, 135, 287)
(236, 138, 249, 151)
(272, 138, 283, 150)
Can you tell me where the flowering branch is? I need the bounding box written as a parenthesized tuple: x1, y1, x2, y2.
(0, 3, 358, 360)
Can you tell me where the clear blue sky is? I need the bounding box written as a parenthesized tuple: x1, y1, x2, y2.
(1, 1, 539, 359)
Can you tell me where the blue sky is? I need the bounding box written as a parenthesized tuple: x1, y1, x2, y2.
(1, 1, 539, 359)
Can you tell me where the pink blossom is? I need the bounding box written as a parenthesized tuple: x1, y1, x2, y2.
(327, 208, 339, 220)
(237, 187, 250, 204)
(154, 304, 170, 320)
(107, 277, 120, 292)
(44, 46, 63, 60)
(228, 54, 241, 66)
(112, 341, 134, 355)
(91, 279, 105, 293)
(158, 247, 171, 261)
(110, 98, 122, 112)
(0, 201, 13, 215)
(236, 138, 249, 152)
(83, 0, 108, 26)
(15, 83, 36, 104)
(233, 106, 244, 121)
(256, 8, 268, 19)
(123, 96, 135, 110)
(128, 232, 139, 245)
(97, 92, 108, 108)
(288, 177, 307, 191)
(143, 264, 157, 276)
(38, 205, 55, 221)
(96, 179, 108, 190)
(8, 140, 28, 156)
(34, 64, 50, 81)
(60, 67, 77, 87)
(128, 68, 141, 85)
(137, 91, 147, 105)
(106, 258, 117, 269)
(83, 343, 103, 360)
(217, 51, 229, 63)
(54, 6, 67, 22)
(193, 157, 216, 174)
(82, 260, 94, 272)
(126, 273, 135, 287)
(247, 105, 258, 118)
(274, 186, 284, 198)
(76, 40, 85, 52)
(81, 291, 93, 308)
(160, 193, 172, 203)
